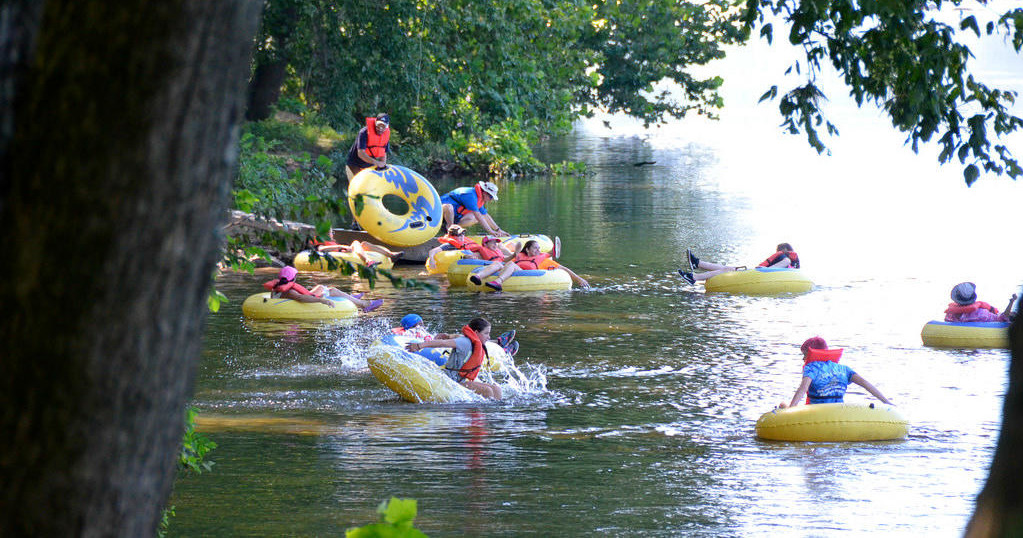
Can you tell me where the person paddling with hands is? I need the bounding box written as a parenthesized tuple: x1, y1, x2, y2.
(406, 317, 502, 400)
(264, 266, 383, 312)
(440, 181, 509, 237)
(778, 336, 892, 409)
(514, 239, 589, 288)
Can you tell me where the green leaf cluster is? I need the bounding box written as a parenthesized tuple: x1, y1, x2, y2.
(743, 0, 1023, 185)
(178, 406, 217, 475)
(346, 498, 427, 538)
(160, 407, 218, 537)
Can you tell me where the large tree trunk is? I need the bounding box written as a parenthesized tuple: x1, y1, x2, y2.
(967, 300, 1023, 537)
(0, 1, 262, 535)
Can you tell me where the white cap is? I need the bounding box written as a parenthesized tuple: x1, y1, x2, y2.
(478, 181, 498, 201)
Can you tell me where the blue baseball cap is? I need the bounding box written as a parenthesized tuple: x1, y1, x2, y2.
(400, 314, 423, 330)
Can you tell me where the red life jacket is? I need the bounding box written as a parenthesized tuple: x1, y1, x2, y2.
(455, 184, 489, 216)
(803, 347, 842, 364)
(759, 250, 800, 269)
(263, 279, 313, 296)
(438, 235, 475, 250)
(802, 347, 843, 404)
(468, 243, 503, 261)
(515, 252, 553, 270)
(455, 325, 487, 381)
(944, 301, 997, 315)
(364, 117, 390, 159)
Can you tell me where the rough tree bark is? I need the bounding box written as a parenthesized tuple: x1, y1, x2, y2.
(0, 1, 262, 535)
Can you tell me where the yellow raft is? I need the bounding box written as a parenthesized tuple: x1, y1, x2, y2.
(704, 267, 813, 294)
(920, 321, 1010, 349)
(241, 292, 357, 320)
(755, 402, 908, 442)
(293, 250, 393, 271)
(347, 165, 443, 246)
(447, 259, 492, 287)
(367, 333, 508, 403)
(425, 249, 465, 275)
(465, 267, 572, 292)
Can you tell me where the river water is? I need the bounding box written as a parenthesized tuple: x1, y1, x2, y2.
(171, 38, 1022, 536)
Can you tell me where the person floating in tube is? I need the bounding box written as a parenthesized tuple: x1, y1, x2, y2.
(440, 181, 509, 237)
(263, 266, 383, 313)
(777, 337, 893, 409)
(677, 242, 799, 285)
(345, 113, 391, 180)
(393, 313, 518, 355)
(944, 282, 1016, 323)
(406, 317, 503, 399)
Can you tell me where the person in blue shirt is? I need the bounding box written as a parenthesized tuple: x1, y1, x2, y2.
(778, 336, 893, 408)
(440, 181, 509, 237)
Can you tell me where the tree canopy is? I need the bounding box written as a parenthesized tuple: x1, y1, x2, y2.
(743, 0, 1023, 185)
(248, 0, 1022, 184)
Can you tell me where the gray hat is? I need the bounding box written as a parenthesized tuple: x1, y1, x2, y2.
(951, 282, 977, 305)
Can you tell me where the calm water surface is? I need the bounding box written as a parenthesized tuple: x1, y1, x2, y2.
(171, 41, 1022, 536)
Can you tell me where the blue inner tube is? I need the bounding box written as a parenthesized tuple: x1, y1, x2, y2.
(926, 321, 1010, 329)
(379, 332, 449, 366)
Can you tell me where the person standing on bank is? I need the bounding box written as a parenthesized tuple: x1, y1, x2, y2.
(440, 181, 509, 237)
(345, 113, 391, 180)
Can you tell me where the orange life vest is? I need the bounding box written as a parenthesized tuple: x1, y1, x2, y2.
(759, 250, 800, 269)
(455, 184, 489, 217)
(263, 279, 313, 296)
(803, 347, 842, 364)
(945, 301, 997, 315)
(468, 243, 503, 261)
(515, 252, 557, 270)
(364, 117, 390, 159)
(438, 235, 475, 250)
(454, 325, 487, 381)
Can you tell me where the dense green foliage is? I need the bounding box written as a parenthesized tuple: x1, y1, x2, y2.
(247, 0, 1022, 184)
(743, 0, 1023, 185)
(249, 0, 743, 176)
(346, 498, 427, 538)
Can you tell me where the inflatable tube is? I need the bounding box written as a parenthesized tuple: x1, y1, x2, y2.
(704, 267, 813, 294)
(466, 233, 554, 254)
(426, 249, 466, 275)
(368, 333, 508, 403)
(347, 165, 442, 246)
(293, 250, 393, 271)
(447, 258, 494, 287)
(241, 292, 358, 320)
(465, 267, 573, 292)
(920, 320, 1009, 349)
(755, 402, 908, 442)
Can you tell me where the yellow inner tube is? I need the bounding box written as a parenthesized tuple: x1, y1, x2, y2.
(368, 334, 508, 403)
(241, 292, 358, 320)
(293, 250, 393, 271)
(447, 259, 493, 287)
(465, 267, 572, 292)
(755, 402, 908, 442)
(426, 249, 465, 275)
(347, 165, 443, 247)
(704, 267, 813, 294)
(920, 321, 1009, 349)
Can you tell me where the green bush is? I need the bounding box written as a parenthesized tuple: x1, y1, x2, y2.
(346, 498, 427, 538)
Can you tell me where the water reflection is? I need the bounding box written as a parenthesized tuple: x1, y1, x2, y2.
(176, 83, 1018, 536)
